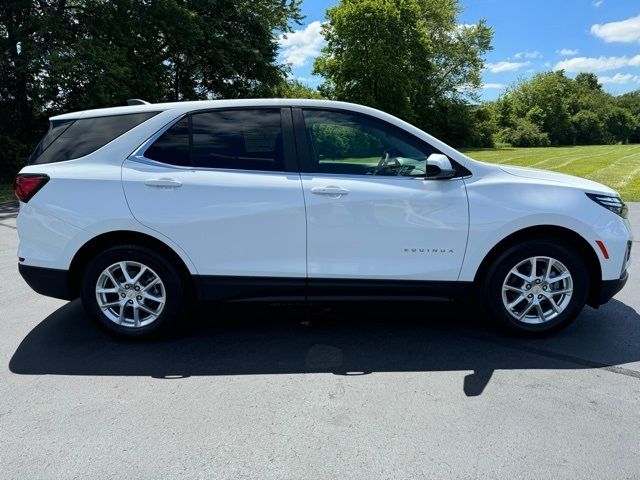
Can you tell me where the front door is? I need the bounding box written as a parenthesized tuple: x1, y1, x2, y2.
(296, 108, 469, 283)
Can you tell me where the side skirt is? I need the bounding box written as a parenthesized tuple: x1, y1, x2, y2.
(194, 275, 473, 302)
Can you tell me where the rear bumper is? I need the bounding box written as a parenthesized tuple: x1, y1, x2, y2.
(18, 263, 74, 300)
(593, 270, 628, 307)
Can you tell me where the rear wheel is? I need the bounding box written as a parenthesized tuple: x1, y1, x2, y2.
(80, 245, 186, 338)
(481, 240, 589, 335)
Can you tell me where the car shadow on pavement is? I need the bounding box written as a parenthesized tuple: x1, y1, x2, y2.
(9, 298, 640, 396)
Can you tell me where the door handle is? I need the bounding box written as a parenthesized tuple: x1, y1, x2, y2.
(144, 178, 182, 189)
(311, 186, 350, 197)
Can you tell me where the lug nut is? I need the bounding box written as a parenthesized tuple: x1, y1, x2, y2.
(128, 299, 133, 304)
(125, 284, 130, 290)
(535, 279, 541, 284)
(528, 294, 533, 298)
(526, 284, 531, 289)
(134, 286, 140, 291)
(538, 294, 542, 299)
(543, 285, 547, 290)
(121, 293, 126, 298)
(136, 295, 142, 300)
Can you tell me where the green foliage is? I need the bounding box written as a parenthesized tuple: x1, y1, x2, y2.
(493, 71, 639, 146)
(0, 0, 302, 176)
(605, 107, 636, 143)
(311, 124, 382, 159)
(616, 91, 640, 143)
(313, 0, 493, 146)
(571, 110, 605, 145)
(271, 80, 324, 99)
(497, 118, 550, 147)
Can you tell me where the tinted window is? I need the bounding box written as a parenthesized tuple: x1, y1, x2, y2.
(28, 119, 74, 164)
(191, 109, 283, 171)
(145, 117, 190, 166)
(30, 112, 158, 165)
(303, 109, 436, 177)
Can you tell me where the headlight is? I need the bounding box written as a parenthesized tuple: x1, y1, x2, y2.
(586, 193, 628, 218)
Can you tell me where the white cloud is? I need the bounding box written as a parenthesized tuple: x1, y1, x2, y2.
(557, 48, 579, 56)
(593, 0, 604, 7)
(278, 21, 325, 67)
(482, 83, 506, 89)
(591, 15, 640, 43)
(599, 73, 640, 84)
(515, 51, 542, 59)
(554, 55, 640, 73)
(486, 61, 531, 73)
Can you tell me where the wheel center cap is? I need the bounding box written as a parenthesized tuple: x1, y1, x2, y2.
(533, 286, 542, 294)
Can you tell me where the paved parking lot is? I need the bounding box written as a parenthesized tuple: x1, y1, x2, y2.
(1, 201, 639, 479)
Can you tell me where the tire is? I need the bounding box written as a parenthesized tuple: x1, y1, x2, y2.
(80, 244, 187, 338)
(480, 239, 589, 336)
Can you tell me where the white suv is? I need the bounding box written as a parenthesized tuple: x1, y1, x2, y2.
(14, 99, 632, 337)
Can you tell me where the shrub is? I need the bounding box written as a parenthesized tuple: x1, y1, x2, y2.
(570, 110, 605, 145)
(496, 118, 550, 147)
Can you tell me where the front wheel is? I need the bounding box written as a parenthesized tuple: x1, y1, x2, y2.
(80, 245, 186, 338)
(480, 240, 589, 335)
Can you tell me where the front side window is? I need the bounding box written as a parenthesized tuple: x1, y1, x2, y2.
(30, 112, 159, 165)
(144, 109, 285, 172)
(302, 109, 437, 177)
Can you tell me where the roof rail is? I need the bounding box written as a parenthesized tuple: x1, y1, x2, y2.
(127, 99, 150, 106)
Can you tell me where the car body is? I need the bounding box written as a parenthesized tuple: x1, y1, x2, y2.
(15, 99, 633, 337)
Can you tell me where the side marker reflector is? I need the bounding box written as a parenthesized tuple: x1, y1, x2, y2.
(595, 240, 609, 260)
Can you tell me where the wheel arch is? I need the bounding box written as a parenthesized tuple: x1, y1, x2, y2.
(473, 225, 603, 308)
(67, 230, 195, 298)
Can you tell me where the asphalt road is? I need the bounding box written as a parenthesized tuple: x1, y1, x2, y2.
(1, 201, 639, 479)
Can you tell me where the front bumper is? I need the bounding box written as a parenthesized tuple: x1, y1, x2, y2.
(593, 270, 628, 307)
(19, 263, 74, 300)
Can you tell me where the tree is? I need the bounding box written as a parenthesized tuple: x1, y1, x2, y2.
(313, 0, 492, 144)
(0, 0, 302, 176)
(271, 79, 324, 99)
(492, 71, 639, 146)
(571, 110, 605, 145)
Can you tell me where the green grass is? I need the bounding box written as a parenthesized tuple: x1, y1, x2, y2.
(461, 144, 640, 202)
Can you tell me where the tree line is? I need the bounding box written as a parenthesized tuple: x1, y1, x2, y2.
(2, 0, 638, 178)
(1, 0, 303, 175)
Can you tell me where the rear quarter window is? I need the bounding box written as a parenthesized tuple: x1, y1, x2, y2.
(30, 112, 159, 165)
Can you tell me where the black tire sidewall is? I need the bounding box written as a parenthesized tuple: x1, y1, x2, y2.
(481, 240, 589, 335)
(80, 245, 185, 338)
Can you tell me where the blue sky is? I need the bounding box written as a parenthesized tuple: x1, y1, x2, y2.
(277, 0, 640, 101)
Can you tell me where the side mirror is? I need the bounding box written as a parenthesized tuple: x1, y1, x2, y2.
(425, 153, 457, 180)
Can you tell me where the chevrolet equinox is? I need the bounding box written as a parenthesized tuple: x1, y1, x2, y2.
(14, 99, 632, 337)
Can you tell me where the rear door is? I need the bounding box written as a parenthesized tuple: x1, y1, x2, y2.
(122, 107, 307, 299)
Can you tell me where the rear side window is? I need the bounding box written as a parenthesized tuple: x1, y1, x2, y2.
(144, 117, 190, 166)
(144, 109, 284, 172)
(30, 112, 159, 165)
(191, 109, 283, 171)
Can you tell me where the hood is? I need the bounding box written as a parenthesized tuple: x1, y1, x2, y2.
(499, 164, 618, 196)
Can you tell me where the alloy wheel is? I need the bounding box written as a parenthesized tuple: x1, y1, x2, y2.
(95, 261, 166, 328)
(501, 256, 573, 324)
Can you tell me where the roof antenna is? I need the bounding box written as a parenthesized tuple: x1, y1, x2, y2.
(127, 99, 150, 106)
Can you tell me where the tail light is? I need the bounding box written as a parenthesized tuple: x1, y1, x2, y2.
(14, 174, 50, 203)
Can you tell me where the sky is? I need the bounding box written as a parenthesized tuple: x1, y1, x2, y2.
(277, 0, 640, 101)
